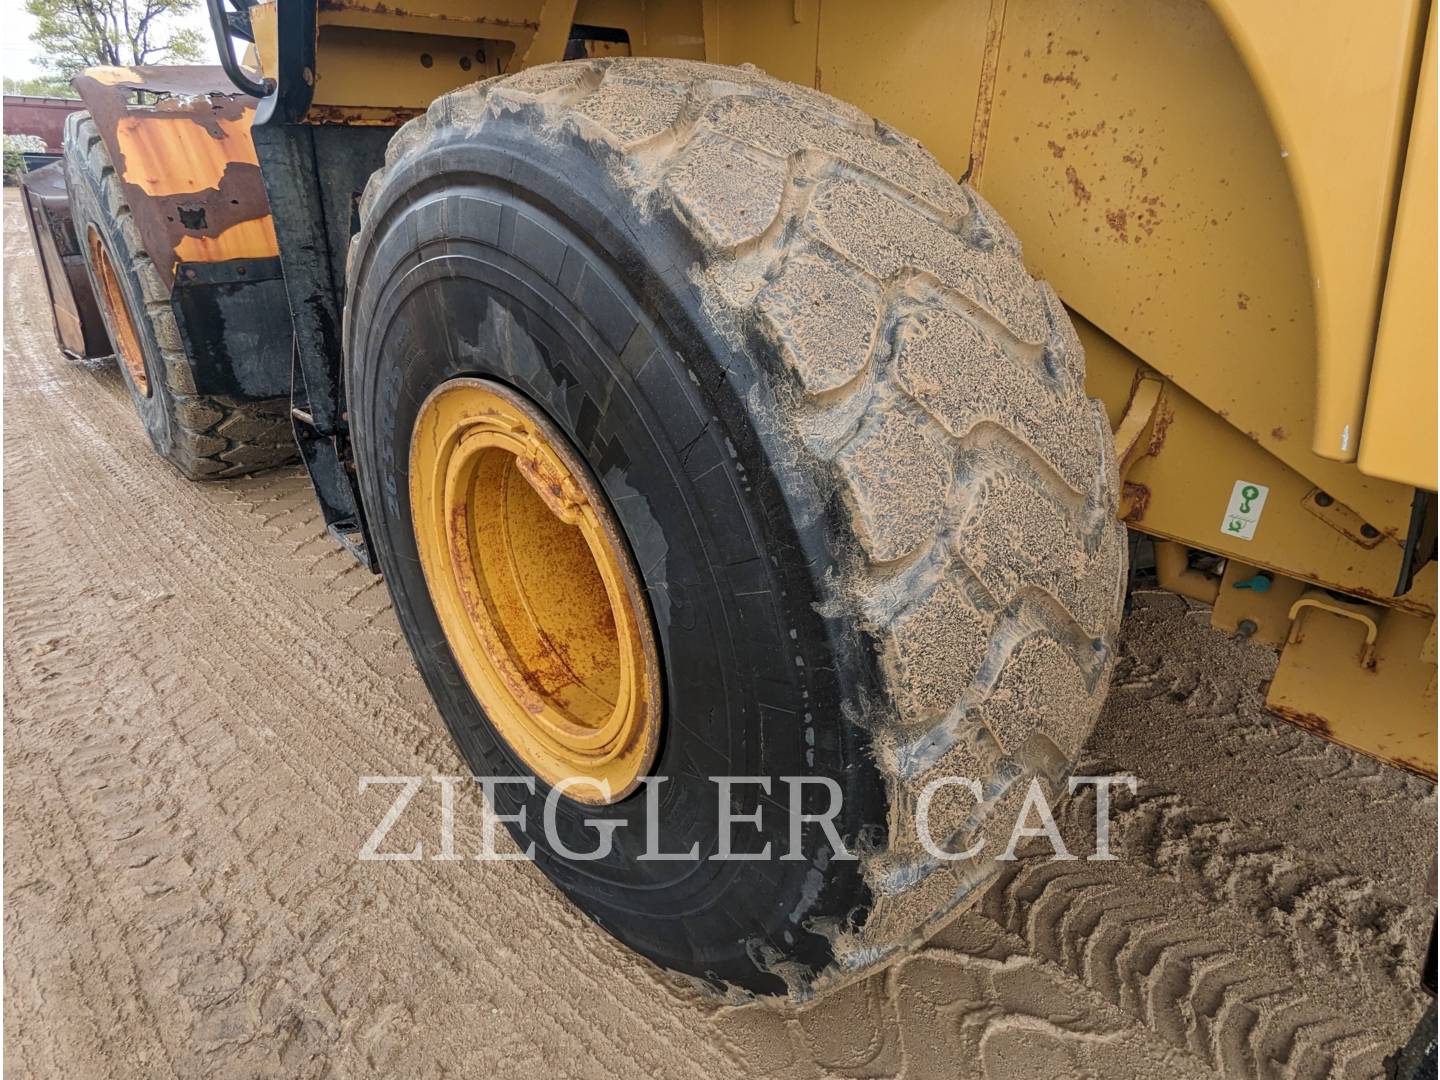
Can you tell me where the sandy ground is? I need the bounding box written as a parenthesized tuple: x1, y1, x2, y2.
(4, 187, 1435, 1079)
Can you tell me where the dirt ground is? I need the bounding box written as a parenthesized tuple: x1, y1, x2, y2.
(4, 187, 1435, 1079)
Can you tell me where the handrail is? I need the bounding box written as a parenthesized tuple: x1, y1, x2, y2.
(205, 0, 273, 100)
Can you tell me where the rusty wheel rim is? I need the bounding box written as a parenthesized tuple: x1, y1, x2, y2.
(410, 379, 662, 804)
(86, 225, 150, 397)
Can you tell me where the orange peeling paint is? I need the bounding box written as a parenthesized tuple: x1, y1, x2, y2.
(173, 216, 280, 264)
(115, 113, 260, 196)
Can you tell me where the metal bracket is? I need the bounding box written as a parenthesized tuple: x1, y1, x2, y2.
(1300, 487, 1388, 550)
(1113, 374, 1167, 521)
(290, 344, 377, 572)
(1153, 539, 1222, 604)
(1287, 589, 1381, 668)
(206, 0, 273, 99)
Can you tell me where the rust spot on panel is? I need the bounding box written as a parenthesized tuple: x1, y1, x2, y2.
(1270, 707, 1334, 739)
(72, 66, 278, 289)
(1064, 165, 1091, 204)
(1043, 71, 1081, 90)
(1236, 291, 1250, 310)
(1146, 402, 1174, 456)
(316, 0, 538, 29)
(1270, 708, 1437, 780)
(302, 104, 425, 125)
(1271, 426, 1288, 440)
(1105, 207, 1128, 239)
(1121, 481, 1150, 523)
(1390, 756, 1439, 781)
(1068, 119, 1107, 139)
(1046, 140, 1066, 158)
(1134, 194, 1164, 237)
(1332, 583, 1419, 609)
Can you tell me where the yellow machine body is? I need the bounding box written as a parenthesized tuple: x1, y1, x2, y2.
(250, 0, 1438, 777)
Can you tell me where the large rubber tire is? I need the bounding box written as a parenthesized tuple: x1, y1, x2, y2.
(346, 58, 1125, 998)
(63, 113, 296, 479)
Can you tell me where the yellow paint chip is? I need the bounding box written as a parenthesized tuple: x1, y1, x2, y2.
(115, 113, 260, 196)
(172, 216, 280, 265)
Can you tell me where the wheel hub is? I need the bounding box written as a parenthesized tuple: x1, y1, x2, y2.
(86, 226, 149, 397)
(409, 379, 661, 804)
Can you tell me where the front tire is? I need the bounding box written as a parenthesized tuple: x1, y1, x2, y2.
(346, 58, 1124, 998)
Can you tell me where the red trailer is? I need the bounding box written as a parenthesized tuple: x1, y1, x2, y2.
(3, 95, 85, 154)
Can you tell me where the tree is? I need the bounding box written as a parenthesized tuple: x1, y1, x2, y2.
(23, 0, 206, 81)
(3, 75, 79, 98)
(4, 135, 44, 183)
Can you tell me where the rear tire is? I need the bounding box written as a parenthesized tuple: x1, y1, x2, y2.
(346, 58, 1125, 998)
(63, 112, 295, 480)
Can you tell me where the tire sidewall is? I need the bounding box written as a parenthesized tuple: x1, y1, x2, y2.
(66, 135, 175, 457)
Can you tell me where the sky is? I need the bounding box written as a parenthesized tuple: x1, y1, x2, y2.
(2, 0, 220, 84)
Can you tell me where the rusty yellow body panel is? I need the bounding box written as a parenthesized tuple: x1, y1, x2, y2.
(251, 0, 704, 121)
(1210, 556, 1437, 778)
(1086, 316, 1429, 613)
(113, 113, 264, 197)
(1267, 594, 1436, 779)
(305, 27, 516, 121)
(1360, 4, 1439, 491)
(72, 66, 279, 282)
(171, 217, 280, 264)
(1208, 2, 1428, 466)
(972, 1, 1420, 537)
(248, 0, 1437, 775)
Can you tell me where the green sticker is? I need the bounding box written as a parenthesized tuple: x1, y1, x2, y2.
(1221, 481, 1269, 542)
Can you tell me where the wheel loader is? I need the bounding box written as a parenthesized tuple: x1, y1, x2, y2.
(21, 0, 1437, 1006)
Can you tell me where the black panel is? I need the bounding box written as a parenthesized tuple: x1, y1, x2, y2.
(250, 120, 393, 571)
(170, 256, 292, 399)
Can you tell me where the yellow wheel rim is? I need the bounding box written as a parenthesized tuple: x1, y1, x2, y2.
(410, 379, 662, 804)
(86, 225, 149, 397)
